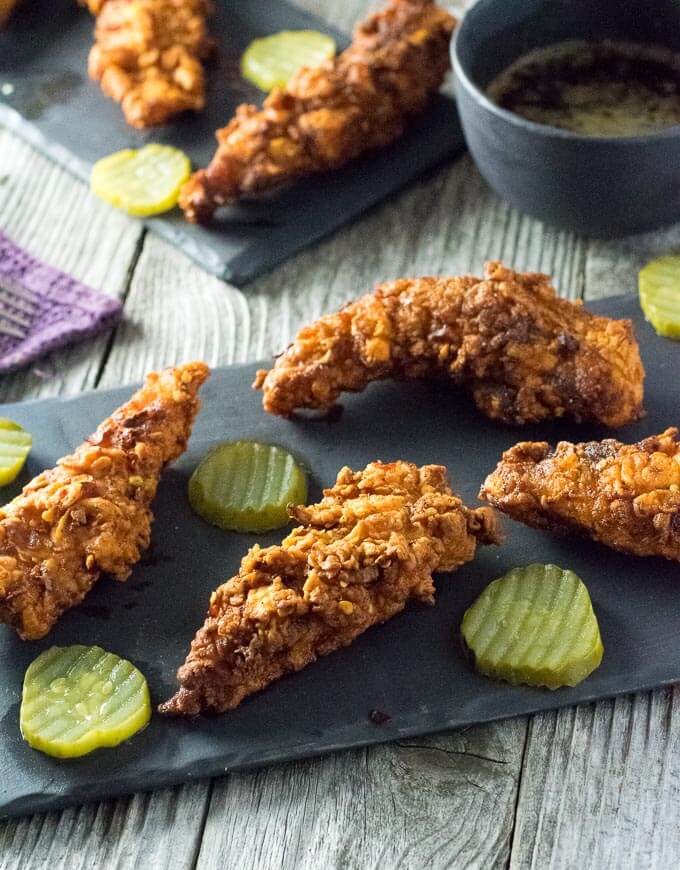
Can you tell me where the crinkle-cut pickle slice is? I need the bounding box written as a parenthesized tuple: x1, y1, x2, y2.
(0, 418, 32, 486)
(461, 564, 603, 690)
(188, 440, 308, 532)
(241, 30, 336, 91)
(639, 255, 680, 339)
(21, 645, 151, 758)
(91, 144, 191, 217)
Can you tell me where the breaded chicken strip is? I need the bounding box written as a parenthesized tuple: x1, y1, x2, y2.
(160, 461, 498, 715)
(180, 0, 455, 223)
(0, 362, 209, 640)
(87, 0, 212, 128)
(254, 262, 645, 428)
(481, 428, 680, 561)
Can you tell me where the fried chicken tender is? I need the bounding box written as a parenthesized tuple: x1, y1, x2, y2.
(160, 461, 499, 715)
(0, 362, 209, 640)
(481, 428, 680, 561)
(180, 0, 455, 223)
(87, 0, 212, 128)
(254, 262, 645, 428)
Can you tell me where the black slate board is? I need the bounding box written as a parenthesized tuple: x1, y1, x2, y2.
(1, 294, 679, 818)
(0, 0, 465, 285)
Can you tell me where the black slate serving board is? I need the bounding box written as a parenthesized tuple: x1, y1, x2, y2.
(0, 0, 465, 285)
(1, 294, 679, 819)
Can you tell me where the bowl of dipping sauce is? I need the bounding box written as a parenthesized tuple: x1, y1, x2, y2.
(452, 0, 680, 237)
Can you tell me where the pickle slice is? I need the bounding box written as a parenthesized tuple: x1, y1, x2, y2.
(639, 255, 680, 339)
(21, 645, 151, 758)
(0, 418, 32, 486)
(188, 440, 308, 532)
(241, 30, 336, 91)
(91, 144, 191, 217)
(461, 564, 603, 690)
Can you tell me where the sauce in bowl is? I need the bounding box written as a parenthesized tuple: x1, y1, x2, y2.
(487, 40, 680, 136)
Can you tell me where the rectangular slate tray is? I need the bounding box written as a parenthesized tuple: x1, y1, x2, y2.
(1, 294, 679, 819)
(0, 0, 465, 285)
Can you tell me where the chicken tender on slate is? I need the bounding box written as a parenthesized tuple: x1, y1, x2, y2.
(180, 0, 455, 223)
(86, 0, 213, 128)
(254, 261, 645, 429)
(160, 461, 499, 715)
(481, 428, 680, 561)
(0, 362, 209, 640)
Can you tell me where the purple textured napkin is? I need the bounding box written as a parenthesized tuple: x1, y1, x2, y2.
(0, 232, 122, 374)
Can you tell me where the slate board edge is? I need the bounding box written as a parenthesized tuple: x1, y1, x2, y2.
(0, 97, 467, 286)
(0, 101, 91, 186)
(4, 664, 678, 821)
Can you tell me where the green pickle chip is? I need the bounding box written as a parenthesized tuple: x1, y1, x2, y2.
(188, 439, 308, 532)
(461, 563, 604, 690)
(0, 418, 32, 486)
(91, 144, 191, 217)
(21, 645, 151, 758)
(639, 255, 680, 339)
(241, 30, 336, 91)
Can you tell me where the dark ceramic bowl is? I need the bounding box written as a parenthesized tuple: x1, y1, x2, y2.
(452, 0, 680, 238)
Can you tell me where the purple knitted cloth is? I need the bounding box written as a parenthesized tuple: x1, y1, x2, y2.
(0, 232, 122, 374)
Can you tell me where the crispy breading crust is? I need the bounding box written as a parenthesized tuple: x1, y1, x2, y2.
(160, 461, 499, 715)
(0, 362, 209, 640)
(86, 0, 212, 128)
(254, 261, 645, 429)
(481, 428, 680, 560)
(180, 0, 455, 223)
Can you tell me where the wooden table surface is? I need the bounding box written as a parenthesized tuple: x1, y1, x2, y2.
(2, 1, 680, 867)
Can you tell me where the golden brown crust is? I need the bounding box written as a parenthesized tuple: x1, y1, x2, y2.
(180, 0, 455, 222)
(0, 362, 209, 640)
(481, 427, 680, 560)
(86, 0, 213, 128)
(160, 461, 499, 715)
(254, 261, 645, 428)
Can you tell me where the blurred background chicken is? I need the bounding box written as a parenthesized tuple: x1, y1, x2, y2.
(86, 0, 213, 128)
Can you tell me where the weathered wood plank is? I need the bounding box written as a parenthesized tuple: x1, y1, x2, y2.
(510, 691, 680, 870)
(0, 785, 210, 870)
(196, 724, 526, 870)
(585, 224, 680, 300)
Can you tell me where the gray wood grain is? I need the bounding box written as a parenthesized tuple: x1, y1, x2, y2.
(0, 785, 211, 870)
(510, 691, 680, 870)
(585, 223, 680, 300)
(196, 725, 526, 870)
(2, 0, 680, 867)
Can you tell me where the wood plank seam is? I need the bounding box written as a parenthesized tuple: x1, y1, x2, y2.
(93, 228, 148, 389)
(189, 780, 215, 870)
